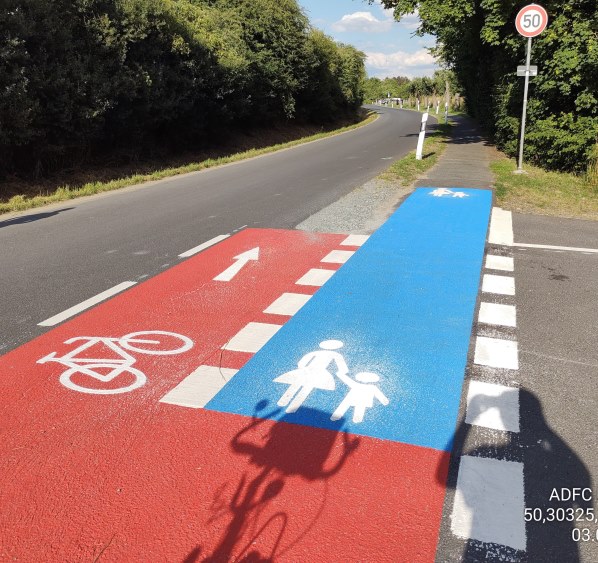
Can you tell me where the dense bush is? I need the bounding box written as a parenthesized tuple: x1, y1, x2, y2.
(0, 0, 365, 177)
(376, 0, 598, 173)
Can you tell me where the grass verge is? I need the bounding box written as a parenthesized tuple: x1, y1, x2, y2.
(0, 112, 377, 215)
(378, 122, 452, 185)
(492, 156, 598, 220)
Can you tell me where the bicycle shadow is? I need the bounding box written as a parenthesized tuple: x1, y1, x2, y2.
(440, 388, 592, 561)
(198, 400, 360, 562)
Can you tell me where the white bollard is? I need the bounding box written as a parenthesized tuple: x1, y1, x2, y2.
(415, 112, 429, 160)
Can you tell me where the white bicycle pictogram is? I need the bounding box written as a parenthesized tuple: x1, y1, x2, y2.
(37, 331, 193, 395)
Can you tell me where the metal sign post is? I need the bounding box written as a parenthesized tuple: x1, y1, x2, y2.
(516, 36, 533, 174)
(514, 4, 548, 174)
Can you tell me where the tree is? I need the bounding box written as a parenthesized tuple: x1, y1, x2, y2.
(373, 0, 598, 172)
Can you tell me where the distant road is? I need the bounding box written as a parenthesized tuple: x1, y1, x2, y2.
(0, 105, 425, 352)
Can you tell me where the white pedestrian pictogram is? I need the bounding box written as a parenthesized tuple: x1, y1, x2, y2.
(37, 331, 193, 395)
(274, 340, 348, 413)
(429, 188, 469, 198)
(331, 372, 390, 423)
(273, 340, 389, 423)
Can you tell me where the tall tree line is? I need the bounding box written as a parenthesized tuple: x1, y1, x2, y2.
(0, 0, 365, 177)
(363, 70, 460, 102)
(374, 0, 598, 173)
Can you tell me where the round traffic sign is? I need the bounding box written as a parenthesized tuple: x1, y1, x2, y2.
(515, 4, 548, 37)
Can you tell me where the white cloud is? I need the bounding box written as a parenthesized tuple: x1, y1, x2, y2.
(373, 0, 395, 20)
(398, 11, 420, 30)
(331, 11, 393, 33)
(366, 49, 438, 78)
(373, 2, 419, 29)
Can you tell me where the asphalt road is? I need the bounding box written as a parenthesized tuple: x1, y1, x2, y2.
(0, 106, 424, 353)
(512, 213, 598, 562)
(435, 212, 598, 562)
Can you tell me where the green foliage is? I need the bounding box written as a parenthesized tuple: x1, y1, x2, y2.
(362, 70, 460, 103)
(0, 0, 365, 178)
(375, 0, 598, 172)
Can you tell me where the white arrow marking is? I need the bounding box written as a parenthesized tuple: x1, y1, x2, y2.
(213, 247, 260, 282)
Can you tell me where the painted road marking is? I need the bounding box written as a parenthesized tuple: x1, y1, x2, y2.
(474, 336, 519, 370)
(37, 331, 193, 395)
(222, 322, 282, 353)
(482, 273, 515, 295)
(160, 365, 238, 408)
(485, 254, 514, 271)
(488, 207, 513, 246)
(321, 249, 355, 264)
(2, 228, 362, 561)
(38, 281, 137, 327)
(465, 380, 520, 432)
(340, 234, 369, 247)
(213, 247, 260, 282)
(272, 339, 390, 423)
(263, 292, 312, 316)
(295, 268, 335, 286)
(451, 456, 526, 551)
(513, 242, 598, 253)
(430, 187, 469, 198)
(478, 302, 517, 327)
(207, 188, 493, 450)
(178, 234, 230, 258)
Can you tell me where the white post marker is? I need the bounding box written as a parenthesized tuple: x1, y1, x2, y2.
(415, 112, 429, 161)
(213, 247, 259, 282)
(514, 4, 548, 174)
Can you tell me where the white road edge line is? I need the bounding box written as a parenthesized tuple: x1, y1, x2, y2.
(179, 234, 230, 258)
(513, 242, 598, 254)
(160, 365, 238, 408)
(38, 281, 137, 327)
(451, 456, 526, 551)
(465, 380, 520, 432)
(488, 207, 513, 246)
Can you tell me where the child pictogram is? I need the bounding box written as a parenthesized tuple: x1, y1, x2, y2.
(273, 340, 389, 423)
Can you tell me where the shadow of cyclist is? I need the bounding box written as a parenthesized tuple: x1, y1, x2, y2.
(202, 400, 359, 562)
(441, 388, 592, 562)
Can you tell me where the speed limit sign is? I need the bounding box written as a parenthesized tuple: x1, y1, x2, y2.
(515, 4, 548, 37)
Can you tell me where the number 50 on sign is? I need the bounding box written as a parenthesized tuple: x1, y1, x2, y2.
(515, 4, 548, 37)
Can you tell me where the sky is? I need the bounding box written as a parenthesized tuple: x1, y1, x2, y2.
(297, 0, 439, 79)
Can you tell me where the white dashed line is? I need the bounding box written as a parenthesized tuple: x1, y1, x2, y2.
(482, 274, 515, 296)
(264, 293, 312, 316)
(474, 336, 519, 370)
(321, 250, 355, 264)
(223, 322, 282, 353)
(465, 380, 520, 432)
(451, 456, 526, 551)
(478, 302, 517, 327)
(488, 207, 513, 246)
(295, 268, 336, 286)
(178, 234, 230, 258)
(485, 255, 514, 272)
(340, 234, 370, 247)
(160, 365, 238, 408)
(38, 282, 136, 327)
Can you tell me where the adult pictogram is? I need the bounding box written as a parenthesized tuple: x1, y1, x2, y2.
(273, 340, 389, 423)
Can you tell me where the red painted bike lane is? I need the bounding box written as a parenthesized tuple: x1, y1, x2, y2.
(0, 228, 448, 562)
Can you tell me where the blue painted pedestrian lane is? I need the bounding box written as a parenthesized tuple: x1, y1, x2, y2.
(207, 188, 493, 452)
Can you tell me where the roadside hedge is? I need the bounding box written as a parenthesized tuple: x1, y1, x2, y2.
(0, 0, 365, 178)
(377, 0, 598, 174)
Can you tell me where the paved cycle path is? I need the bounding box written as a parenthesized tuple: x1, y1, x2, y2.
(0, 189, 491, 561)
